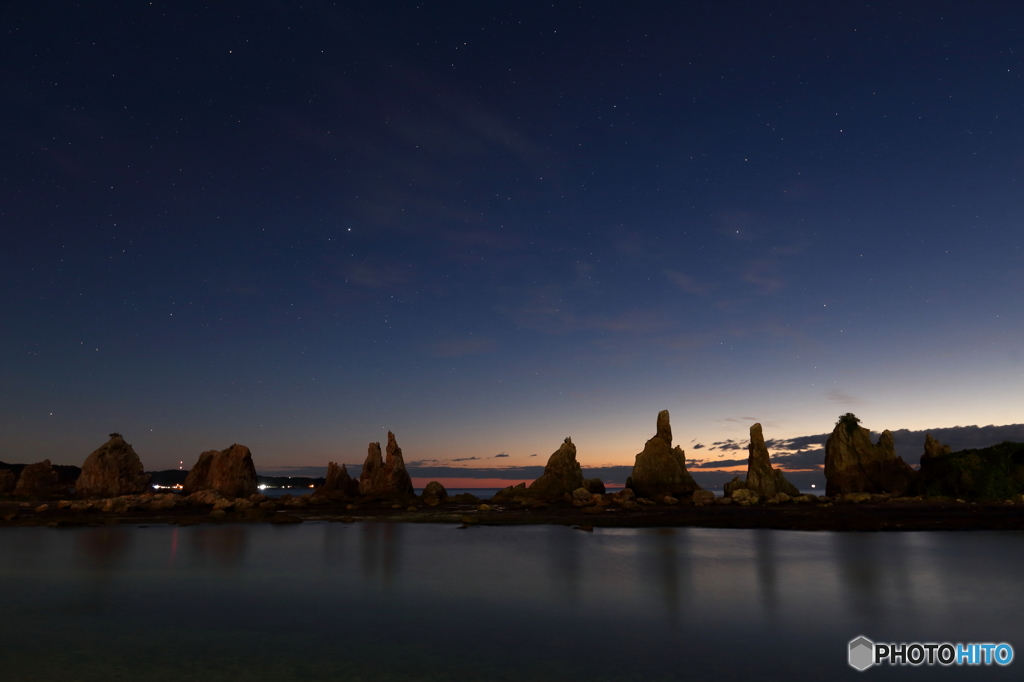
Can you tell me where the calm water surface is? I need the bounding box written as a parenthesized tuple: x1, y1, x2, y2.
(0, 523, 1021, 681)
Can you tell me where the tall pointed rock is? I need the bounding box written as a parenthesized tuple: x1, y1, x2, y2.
(629, 410, 699, 498)
(358, 431, 414, 499)
(824, 417, 915, 496)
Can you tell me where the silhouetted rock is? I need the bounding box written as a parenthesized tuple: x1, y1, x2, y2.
(14, 460, 64, 497)
(921, 433, 952, 463)
(824, 418, 915, 496)
(526, 438, 584, 500)
(912, 441, 1024, 500)
(75, 433, 152, 498)
(183, 444, 258, 499)
(629, 410, 700, 499)
(0, 470, 15, 494)
(725, 424, 799, 499)
(358, 431, 414, 499)
(320, 462, 359, 497)
(421, 480, 448, 505)
(583, 478, 606, 495)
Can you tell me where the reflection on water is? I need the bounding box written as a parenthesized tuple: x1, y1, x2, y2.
(1, 524, 1023, 681)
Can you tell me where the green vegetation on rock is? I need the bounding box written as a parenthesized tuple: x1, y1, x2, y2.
(912, 441, 1024, 500)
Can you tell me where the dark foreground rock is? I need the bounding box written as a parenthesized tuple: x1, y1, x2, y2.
(912, 441, 1024, 500)
(358, 431, 414, 499)
(824, 416, 915, 496)
(0, 470, 15, 494)
(629, 410, 700, 499)
(75, 433, 152, 498)
(14, 460, 65, 497)
(183, 444, 258, 499)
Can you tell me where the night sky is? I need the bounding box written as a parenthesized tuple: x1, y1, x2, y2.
(2, 2, 1022, 480)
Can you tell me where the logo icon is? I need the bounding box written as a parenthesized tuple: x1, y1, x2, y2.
(849, 636, 875, 671)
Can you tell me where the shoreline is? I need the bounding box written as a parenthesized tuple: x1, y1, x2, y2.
(3, 497, 1024, 532)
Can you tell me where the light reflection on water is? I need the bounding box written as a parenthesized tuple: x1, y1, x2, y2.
(0, 524, 1022, 681)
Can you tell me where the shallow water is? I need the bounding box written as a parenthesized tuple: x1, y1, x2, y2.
(0, 523, 1021, 681)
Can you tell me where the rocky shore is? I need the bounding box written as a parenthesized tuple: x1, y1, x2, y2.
(2, 413, 1023, 532)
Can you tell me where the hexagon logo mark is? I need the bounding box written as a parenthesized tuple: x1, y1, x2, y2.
(849, 636, 875, 671)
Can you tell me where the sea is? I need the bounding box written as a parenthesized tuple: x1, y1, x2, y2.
(1, 518, 1022, 681)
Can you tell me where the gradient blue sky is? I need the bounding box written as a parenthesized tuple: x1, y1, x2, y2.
(2, 1, 1021, 474)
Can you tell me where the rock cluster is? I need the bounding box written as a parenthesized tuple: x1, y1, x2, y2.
(824, 420, 915, 496)
(183, 444, 258, 499)
(75, 433, 152, 498)
(526, 437, 584, 499)
(358, 431, 414, 499)
(628, 410, 700, 499)
(723, 424, 799, 500)
(13, 460, 64, 497)
(320, 462, 359, 497)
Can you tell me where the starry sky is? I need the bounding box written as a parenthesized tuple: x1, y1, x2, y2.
(2, 1, 1022, 480)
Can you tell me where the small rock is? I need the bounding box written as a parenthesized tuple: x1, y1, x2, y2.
(636, 497, 656, 506)
(212, 498, 236, 511)
(662, 496, 678, 505)
(233, 498, 253, 511)
(622, 501, 639, 510)
(773, 492, 791, 504)
(259, 501, 277, 511)
(460, 515, 480, 524)
(792, 494, 819, 504)
(3, 513, 16, 521)
(35, 504, 49, 513)
(478, 504, 493, 511)
(572, 487, 592, 501)
(407, 506, 416, 511)
(731, 489, 760, 505)
(391, 503, 402, 509)
(57, 500, 73, 509)
(209, 509, 227, 520)
(692, 490, 715, 505)
(713, 496, 733, 505)
(843, 492, 872, 504)
(249, 493, 267, 503)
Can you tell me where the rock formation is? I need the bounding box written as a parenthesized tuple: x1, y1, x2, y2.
(13, 460, 63, 497)
(421, 480, 448, 505)
(824, 417, 915, 496)
(0, 469, 15, 494)
(912, 440, 1024, 500)
(583, 478, 606, 495)
(319, 462, 359, 497)
(921, 433, 952, 463)
(526, 437, 584, 499)
(183, 444, 258, 499)
(358, 431, 414, 499)
(75, 433, 152, 498)
(629, 410, 700, 499)
(724, 424, 799, 499)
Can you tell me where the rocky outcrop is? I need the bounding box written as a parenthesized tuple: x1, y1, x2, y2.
(0, 469, 15, 494)
(921, 433, 952, 463)
(912, 441, 1024, 500)
(725, 424, 799, 499)
(13, 460, 64, 497)
(824, 418, 915, 496)
(583, 478, 606, 495)
(75, 433, 152, 498)
(629, 410, 700, 499)
(358, 431, 414, 499)
(183, 444, 258, 499)
(319, 462, 359, 497)
(526, 438, 584, 499)
(421, 480, 448, 505)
